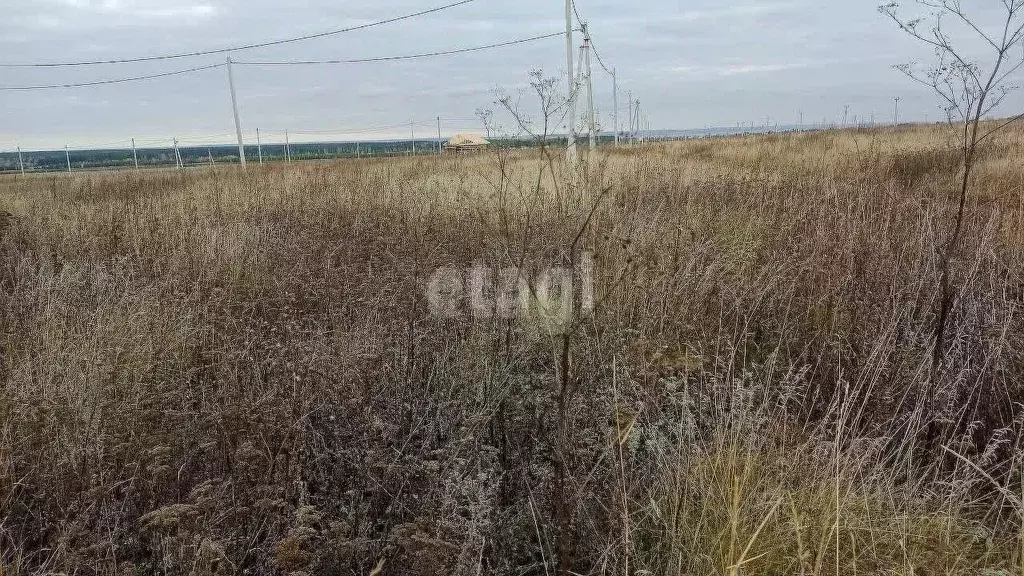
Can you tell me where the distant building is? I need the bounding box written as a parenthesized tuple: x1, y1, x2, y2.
(444, 134, 490, 153)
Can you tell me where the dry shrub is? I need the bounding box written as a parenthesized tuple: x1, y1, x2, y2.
(1, 124, 1023, 575)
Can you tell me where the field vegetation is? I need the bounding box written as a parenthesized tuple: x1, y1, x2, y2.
(2, 123, 1024, 575)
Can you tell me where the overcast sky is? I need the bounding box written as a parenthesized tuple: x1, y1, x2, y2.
(2, 0, 1022, 150)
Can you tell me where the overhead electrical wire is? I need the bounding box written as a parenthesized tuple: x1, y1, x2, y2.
(0, 33, 561, 91)
(287, 122, 418, 135)
(0, 63, 225, 91)
(571, 0, 585, 29)
(0, 0, 477, 68)
(288, 122, 479, 135)
(589, 38, 614, 76)
(572, 0, 614, 76)
(234, 32, 563, 65)
(67, 139, 133, 150)
(2, 0, 632, 150)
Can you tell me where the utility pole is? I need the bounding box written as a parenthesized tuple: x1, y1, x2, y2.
(356, 141, 360, 159)
(65, 145, 71, 173)
(436, 116, 442, 155)
(208, 148, 215, 166)
(799, 110, 804, 129)
(582, 23, 596, 152)
(627, 91, 634, 145)
(17, 146, 25, 176)
(843, 105, 849, 128)
(565, 0, 577, 163)
(131, 138, 139, 170)
(894, 97, 900, 126)
(257, 128, 264, 164)
(637, 107, 644, 142)
(634, 100, 641, 143)
(226, 56, 246, 168)
(612, 68, 619, 147)
(173, 138, 182, 169)
(411, 121, 416, 156)
(285, 129, 292, 163)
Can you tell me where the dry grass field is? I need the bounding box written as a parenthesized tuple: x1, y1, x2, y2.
(2, 124, 1024, 575)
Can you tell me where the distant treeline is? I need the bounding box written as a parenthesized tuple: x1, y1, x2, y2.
(0, 136, 618, 173)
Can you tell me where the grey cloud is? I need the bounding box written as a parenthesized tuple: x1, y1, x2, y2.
(1, 0, 1022, 149)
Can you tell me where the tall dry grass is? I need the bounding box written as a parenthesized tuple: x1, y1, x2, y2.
(1, 124, 1023, 575)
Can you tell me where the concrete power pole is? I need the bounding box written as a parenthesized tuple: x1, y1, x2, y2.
(17, 146, 25, 176)
(565, 0, 577, 163)
(436, 116, 442, 155)
(257, 128, 264, 164)
(173, 138, 182, 169)
(226, 56, 246, 168)
(627, 91, 633, 145)
(634, 101, 641, 143)
(411, 122, 416, 156)
(131, 138, 139, 170)
(285, 129, 292, 163)
(583, 23, 596, 152)
(65, 145, 72, 173)
(843, 105, 849, 128)
(612, 68, 619, 147)
(894, 97, 900, 126)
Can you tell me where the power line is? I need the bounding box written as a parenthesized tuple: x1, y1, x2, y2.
(288, 123, 480, 136)
(0, 34, 562, 92)
(0, 63, 225, 91)
(569, 0, 614, 76)
(234, 32, 563, 65)
(0, 0, 478, 68)
(287, 122, 418, 135)
(589, 38, 613, 76)
(571, 0, 585, 28)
